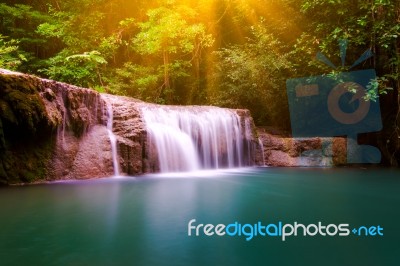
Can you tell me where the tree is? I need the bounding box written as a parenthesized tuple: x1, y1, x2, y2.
(287, 0, 399, 91)
(289, 0, 400, 165)
(210, 20, 292, 127)
(0, 3, 51, 72)
(40, 50, 107, 88)
(132, 5, 214, 103)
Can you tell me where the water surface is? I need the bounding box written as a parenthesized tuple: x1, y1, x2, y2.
(0, 168, 399, 265)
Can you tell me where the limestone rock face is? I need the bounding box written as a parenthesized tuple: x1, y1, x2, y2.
(0, 69, 110, 184)
(101, 95, 148, 175)
(0, 70, 156, 184)
(50, 125, 114, 180)
(258, 128, 347, 167)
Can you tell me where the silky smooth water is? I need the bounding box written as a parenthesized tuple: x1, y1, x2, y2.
(0, 168, 399, 266)
(141, 105, 255, 172)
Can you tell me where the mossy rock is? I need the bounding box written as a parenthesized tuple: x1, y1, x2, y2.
(0, 72, 56, 184)
(0, 73, 52, 134)
(0, 139, 55, 184)
(0, 70, 105, 184)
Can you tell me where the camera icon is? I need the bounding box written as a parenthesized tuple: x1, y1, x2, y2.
(286, 43, 382, 164)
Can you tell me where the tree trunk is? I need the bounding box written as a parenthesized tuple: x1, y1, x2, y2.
(163, 50, 170, 102)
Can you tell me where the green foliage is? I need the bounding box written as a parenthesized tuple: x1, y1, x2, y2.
(36, 7, 106, 50)
(0, 34, 26, 70)
(132, 5, 214, 103)
(210, 21, 292, 126)
(66, 51, 107, 65)
(111, 62, 162, 102)
(0, 3, 52, 72)
(294, 0, 399, 91)
(133, 6, 213, 55)
(40, 50, 107, 88)
(0, 0, 398, 134)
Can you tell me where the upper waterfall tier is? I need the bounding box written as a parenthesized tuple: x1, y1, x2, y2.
(140, 104, 257, 173)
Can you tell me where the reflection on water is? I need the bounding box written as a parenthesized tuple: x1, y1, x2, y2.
(0, 168, 399, 265)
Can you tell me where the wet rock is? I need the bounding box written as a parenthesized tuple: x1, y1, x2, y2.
(101, 94, 147, 175)
(258, 128, 347, 167)
(332, 137, 347, 165)
(0, 69, 106, 184)
(48, 126, 114, 180)
(43, 88, 56, 101)
(67, 125, 113, 179)
(267, 150, 296, 166)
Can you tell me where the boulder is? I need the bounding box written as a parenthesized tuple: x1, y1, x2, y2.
(258, 128, 347, 167)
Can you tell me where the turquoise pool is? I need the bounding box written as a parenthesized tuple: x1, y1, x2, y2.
(0, 167, 399, 265)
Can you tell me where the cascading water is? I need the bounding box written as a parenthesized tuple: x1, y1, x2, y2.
(104, 97, 120, 176)
(141, 105, 255, 173)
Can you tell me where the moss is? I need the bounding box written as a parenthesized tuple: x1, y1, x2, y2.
(7, 91, 46, 132)
(0, 72, 56, 184)
(20, 170, 37, 183)
(0, 118, 5, 149)
(1, 138, 55, 184)
(0, 99, 17, 124)
(0, 74, 41, 94)
(0, 73, 49, 134)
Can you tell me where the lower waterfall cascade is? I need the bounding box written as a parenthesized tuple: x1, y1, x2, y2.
(140, 105, 257, 173)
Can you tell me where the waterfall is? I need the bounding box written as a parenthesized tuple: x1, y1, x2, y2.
(104, 98, 120, 176)
(141, 105, 255, 173)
